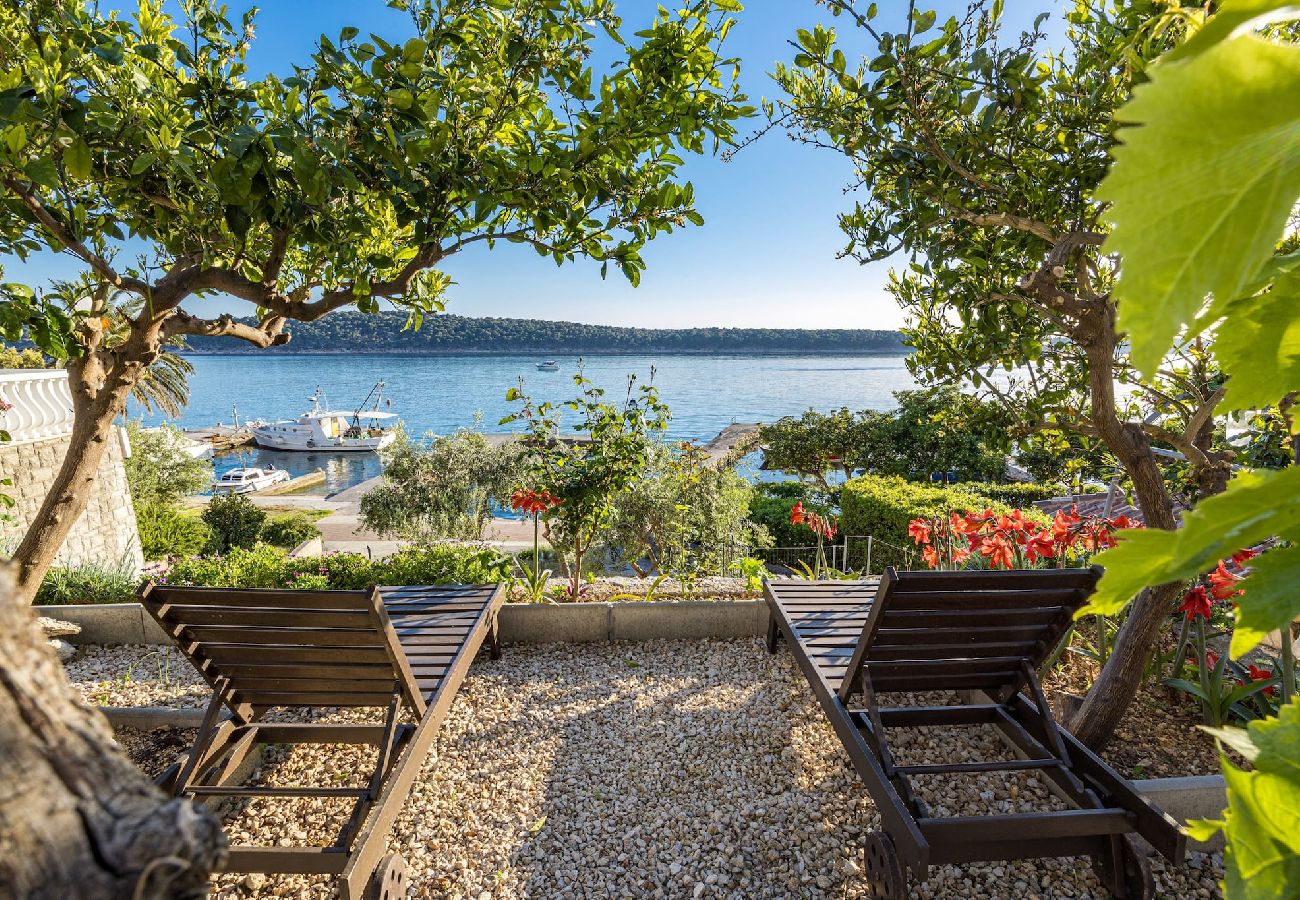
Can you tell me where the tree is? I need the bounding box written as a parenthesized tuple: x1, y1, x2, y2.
(603, 439, 764, 576)
(773, 0, 1234, 747)
(0, 0, 749, 889)
(503, 368, 669, 597)
(123, 421, 212, 507)
(0, 0, 750, 601)
(869, 387, 1007, 483)
(759, 406, 875, 491)
(360, 428, 527, 541)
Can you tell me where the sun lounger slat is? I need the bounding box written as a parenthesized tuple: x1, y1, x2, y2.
(764, 569, 1184, 895)
(137, 580, 506, 898)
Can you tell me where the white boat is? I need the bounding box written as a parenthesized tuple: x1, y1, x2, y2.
(213, 467, 291, 494)
(251, 385, 398, 453)
(536, 360, 559, 371)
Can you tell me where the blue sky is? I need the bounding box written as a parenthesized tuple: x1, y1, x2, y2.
(8, 1, 1064, 329)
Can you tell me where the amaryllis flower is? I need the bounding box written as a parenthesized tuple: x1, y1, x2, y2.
(511, 489, 560, 516)
(1231, 548, 1258, 567)
(1025, 530, 1057, 564)
(1247, 664, 1277, 696)
(789, 501, 806, 525)
(1207, 561, 1244, 601)
(1178, 586, 1212, 620)
(979, 533, 1016, 569)
(907, 517, 931, 545)
(922, 545, 940, 569)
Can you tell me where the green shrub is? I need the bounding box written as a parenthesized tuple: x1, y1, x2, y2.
(36, 558, 138, 605)
(166, 544, 295, 588)
(202, 493, 266, 552)
(164, 543, 509, 589)
(748, 484, 833, 547)
(376, 545, 510, 586)
(840, 475, 1045, 569)
(135, 502, 212, 560)
(954, 481, 1067, 506)
(261, 513, 322, 549)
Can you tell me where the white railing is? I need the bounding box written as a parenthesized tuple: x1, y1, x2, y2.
(0, 369, 75, 443)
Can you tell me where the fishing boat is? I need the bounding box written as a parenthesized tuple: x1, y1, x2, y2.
(535, 360, 560, 372)
(251, 383, 398, 453)
(213, 466, 291, 494)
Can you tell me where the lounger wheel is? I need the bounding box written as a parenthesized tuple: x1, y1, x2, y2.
(365, 853, 408, 900)
(1092, 835, 1154, 900)
(862, 831, 906, 900)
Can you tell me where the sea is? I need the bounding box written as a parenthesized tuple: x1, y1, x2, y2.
(129, 353, 917, 495)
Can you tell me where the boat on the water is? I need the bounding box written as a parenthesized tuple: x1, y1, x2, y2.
(535, 360, 560, 371)
(213, 466, 291, 494)
(251, 383, 398, 453)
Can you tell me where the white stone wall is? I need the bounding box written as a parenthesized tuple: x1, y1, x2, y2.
(0, 370, 142, 573)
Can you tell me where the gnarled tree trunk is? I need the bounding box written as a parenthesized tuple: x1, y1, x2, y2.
(1065, 317, 1186, 748)
(0, 563, 224, 897)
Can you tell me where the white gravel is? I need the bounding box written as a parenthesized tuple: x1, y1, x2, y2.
(66, 640, 1224, 899)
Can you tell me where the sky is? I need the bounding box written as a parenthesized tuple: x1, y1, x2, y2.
(7, 0, 1064, 329)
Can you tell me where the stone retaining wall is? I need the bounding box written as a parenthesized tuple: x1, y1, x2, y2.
(1, 428, 142, 572)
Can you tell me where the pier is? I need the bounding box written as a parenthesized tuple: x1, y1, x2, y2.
(183, 424, 254, 452)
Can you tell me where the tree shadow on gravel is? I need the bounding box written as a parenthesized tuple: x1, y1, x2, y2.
(503, 637, 876, 899)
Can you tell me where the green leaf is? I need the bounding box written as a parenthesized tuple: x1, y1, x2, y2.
(1167, 0, 1300, 61)
(1229, 543, 1300, 656)
(1214, 269, 1300, 411)
(65, 136, 91, 179)
(130, 151, 158, 176)
(1080, 467, 1300, 622)
(1097, 32, 1300, 376)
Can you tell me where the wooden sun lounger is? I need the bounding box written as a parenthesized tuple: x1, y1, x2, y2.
(138, 582, 505, 900)
(764, 568, 1185, 900)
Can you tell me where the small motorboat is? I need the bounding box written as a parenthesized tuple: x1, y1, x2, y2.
(213, 467, 291, 494)
(535, 360, 560, 372)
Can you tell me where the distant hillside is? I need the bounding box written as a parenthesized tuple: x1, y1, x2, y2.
(181, 312, 907, 355)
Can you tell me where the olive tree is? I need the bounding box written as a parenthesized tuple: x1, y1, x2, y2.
(0, 0, 749, 891)
(360, 429, 527, 541)
(773, 0, 1232, 747)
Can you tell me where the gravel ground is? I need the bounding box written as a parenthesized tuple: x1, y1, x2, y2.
(67, 641, 1224, 899)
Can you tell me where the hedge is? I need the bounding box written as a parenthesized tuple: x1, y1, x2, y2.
(840, 476, 1048, 570)
(953, 481, 1067, 506)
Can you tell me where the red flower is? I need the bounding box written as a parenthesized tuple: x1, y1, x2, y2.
(511, 489, 560, 516)
(1025, 530, 1057, 564)
(1178, 586, 1212, 620)
(907, 517, 931, 545)
(1207, 561, 1244, 601)
(1247, 664, 1277, 696)
(1231, 548, 1257, 567)
(921, 545, 940, 569)
(979, 533, 1016, 570)
(790, 502, 806, 526)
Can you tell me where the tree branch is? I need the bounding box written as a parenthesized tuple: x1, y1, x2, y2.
(2, 176, 149, 296)
(163, 311, 290, 348)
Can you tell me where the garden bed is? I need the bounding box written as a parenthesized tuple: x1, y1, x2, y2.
(67, 641, 1224, 899)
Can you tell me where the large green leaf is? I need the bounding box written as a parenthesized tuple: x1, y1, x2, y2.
(1195, 702, 1300, 899)
(1098, 28, 1300, 376)
(1215, 268, 1300, 411)
(1081, 467, 1300, 641)
(1230, 543, 1300, 657)
(1167, 0, 1300, 61)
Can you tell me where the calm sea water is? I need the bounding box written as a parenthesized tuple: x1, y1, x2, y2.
(131, 353, 916, 493)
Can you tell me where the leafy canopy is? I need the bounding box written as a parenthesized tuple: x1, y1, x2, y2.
(0, 0, 752, 353)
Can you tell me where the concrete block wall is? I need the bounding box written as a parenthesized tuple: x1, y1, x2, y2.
(0, 428, 143, 573)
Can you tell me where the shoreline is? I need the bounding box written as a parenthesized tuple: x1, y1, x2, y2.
(176, 349, 912, 357)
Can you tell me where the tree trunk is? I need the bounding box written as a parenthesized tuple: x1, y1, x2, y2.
(0, 563, 224, 897)
(13, 357, 135, 603)
(1065, 316, 1186, 748)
